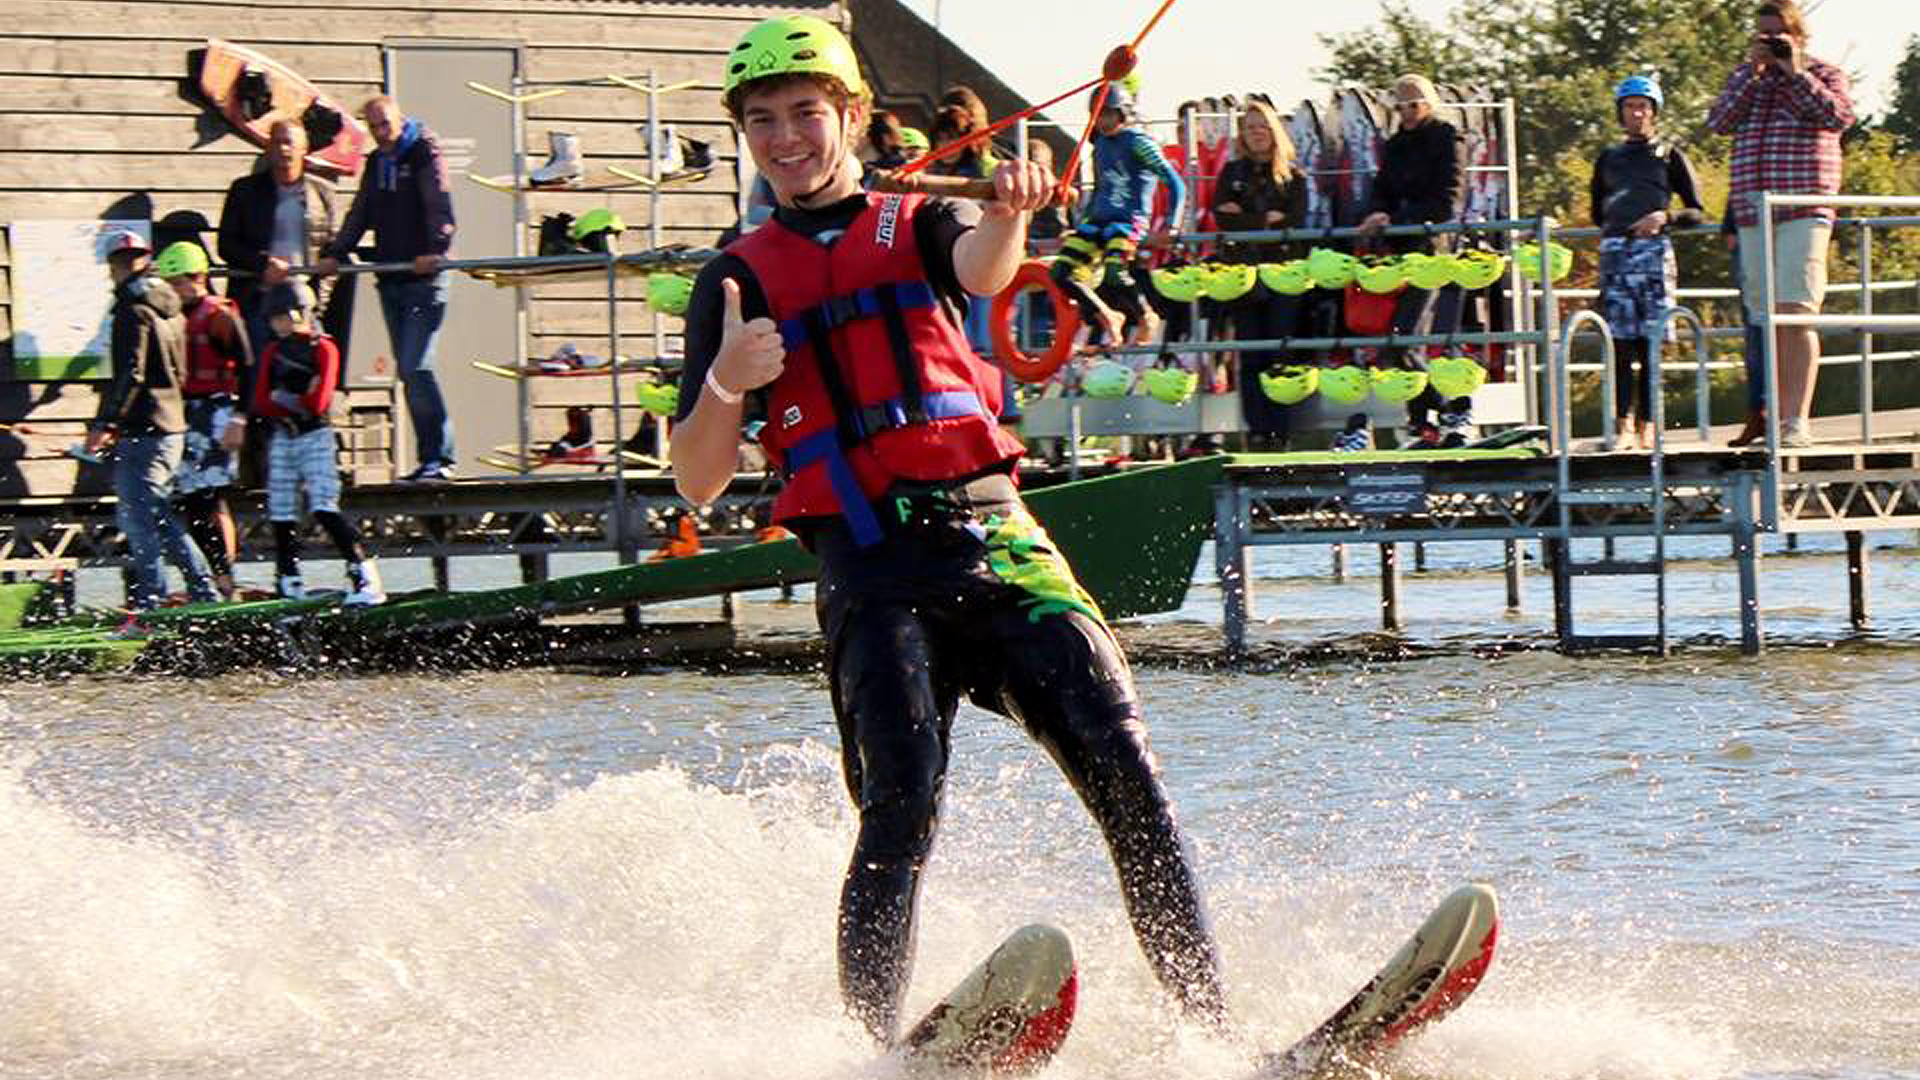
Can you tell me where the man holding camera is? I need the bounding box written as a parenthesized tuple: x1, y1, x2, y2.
(1708, 0, 1854, 448)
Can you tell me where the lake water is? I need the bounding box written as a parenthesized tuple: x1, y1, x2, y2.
(6, 532, 1918, 1079)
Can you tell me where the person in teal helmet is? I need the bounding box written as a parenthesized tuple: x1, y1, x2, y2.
(1590, 74, 1705, 449)
(671, 13, 1227, 1047)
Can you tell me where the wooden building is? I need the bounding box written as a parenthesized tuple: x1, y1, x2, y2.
(0, 0, 1050, 497)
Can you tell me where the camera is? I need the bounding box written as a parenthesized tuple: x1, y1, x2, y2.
(1764, 35, 1793, 59)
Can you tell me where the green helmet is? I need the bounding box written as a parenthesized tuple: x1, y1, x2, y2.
(1150, 265, 1205, 303)
(1306, 246, 1357, 289)
(1081, 359, 1135, 399)
(1259, 364, 1319, 405)
(636, 381, 680, 418)
(647, 273, 695, 316)
(1258, 260, 1313, 296)
(1402, 251, 1456, 290)
(1141, 366, 1198, 405)
(1354, 257, 1408, 295)
(1428, 355, 1488, 398)
(1449, 249, 1507, 290)
(899, 127, 930, 152)
(151, 241, 210, 279)
(1319, 365, 1372, 405)
(570, 209, 626, 243)
(1201, 263, 1257, 303)
(1370, 367, 1430, 404)
(1514, 241, 1574, 283)
(725, 14, 866, 99)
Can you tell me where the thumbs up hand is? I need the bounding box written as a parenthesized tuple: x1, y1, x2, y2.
(710, 277, 784, 401)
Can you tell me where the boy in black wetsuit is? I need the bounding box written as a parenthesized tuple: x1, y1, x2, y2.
(1590, 75, 1705, 449)
(669, 14, 1225, 1047)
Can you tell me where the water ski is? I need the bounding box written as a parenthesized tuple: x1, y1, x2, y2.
(895, 923, 1078, 1075)
(1250, 882, 1499, 1079)
(1465, 424, 1548, 450)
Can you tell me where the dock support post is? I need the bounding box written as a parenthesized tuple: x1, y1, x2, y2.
(721, 592, 737, 623)
(1379, 543, 1402, 632)
(1332, 543, 1348, 582)
(1732, 473, 1763, 655)
(520, 553, 549, 584)
(432, 556, 450, 593)
(1503, 539, 1524, 612)
(1215, 483, 1248, 659)
(1846, 529, 1869, 630)
(1547, 537, 1573, 650)
(1413, 541, 1427, 572)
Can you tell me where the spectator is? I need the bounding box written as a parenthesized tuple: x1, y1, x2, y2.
(317, 95, 459, 481)
(217, 119, 339, 358)
(153, 241, 253, 600)
(863, 109, 909, 169)
(1213, 99, 1310, 449)
(1708, 0, 1854, 448)
(1024, 137, 1071, 247)
(248, 281, 385, 606)
(1357, 73, 1471, 445)
(85, 232, 218, 619)
(927, 86, 997, 180)
(1589, 75, 1706, 450)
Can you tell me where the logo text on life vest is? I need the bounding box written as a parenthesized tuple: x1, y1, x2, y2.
(876, 195, 903, 250)
(783, 404, 803, 428)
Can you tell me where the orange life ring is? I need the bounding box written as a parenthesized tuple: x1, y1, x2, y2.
(990, 260, 1081, 383)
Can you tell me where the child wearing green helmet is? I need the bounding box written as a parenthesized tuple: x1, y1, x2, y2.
(680, 13, 1225, 1048)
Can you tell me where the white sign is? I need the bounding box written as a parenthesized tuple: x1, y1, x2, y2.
(9, 219, 149, 364)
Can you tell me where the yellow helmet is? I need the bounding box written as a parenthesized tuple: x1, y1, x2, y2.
(1319, 365, 1372, 405)
(1258, 364, 1319, 404)
(1370, 367, 1430, 404)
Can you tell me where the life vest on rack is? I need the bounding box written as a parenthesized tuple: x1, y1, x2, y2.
(181, 294, 246, 397)
(729, 192, 1025, 545)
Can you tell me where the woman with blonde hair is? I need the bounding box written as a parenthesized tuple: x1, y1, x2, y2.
(1213, 98, 1310, 448)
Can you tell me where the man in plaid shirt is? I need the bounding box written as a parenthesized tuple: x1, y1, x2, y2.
(1708, 0, 1854, 448)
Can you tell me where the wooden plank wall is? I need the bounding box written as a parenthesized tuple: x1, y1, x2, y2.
(0, 0, 840, 495)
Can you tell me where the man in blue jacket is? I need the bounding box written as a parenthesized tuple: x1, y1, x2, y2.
(317, 95, 459, 482)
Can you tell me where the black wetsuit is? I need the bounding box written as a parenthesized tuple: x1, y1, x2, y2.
(676, 195, 1225, 1043)
(1590, 138, 1704, 238)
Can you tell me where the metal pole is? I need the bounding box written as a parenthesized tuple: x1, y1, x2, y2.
(1379, 542, 1401, 632)
(1733, 471, 1763, 654)
(1332, 542, 1348, 582)
(1759, 193, 1781, 527)
(1215, 482, 1248, 659)
(1503, 538, 1523, 612)
(1067, 399, 1082, 481)
(1846, 529, 1869, 630)
(511, 69, 532, 472)
(1413, 540, 1427, 572)
(1858, 221, 1874, 445)
(608, 250, 632, 565)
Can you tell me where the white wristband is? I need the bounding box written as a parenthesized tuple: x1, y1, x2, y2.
(704, 367, 744, 406)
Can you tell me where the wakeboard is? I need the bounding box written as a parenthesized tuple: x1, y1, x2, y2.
(1249, 882, 1499, 1079)
(896, 923, 1078, 1075)
(190, 39, 371, 177)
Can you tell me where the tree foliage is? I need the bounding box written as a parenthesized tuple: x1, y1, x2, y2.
(1885, 35, 1920, 153)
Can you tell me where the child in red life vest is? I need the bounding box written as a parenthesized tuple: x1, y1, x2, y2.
(249, 281, 384, 606)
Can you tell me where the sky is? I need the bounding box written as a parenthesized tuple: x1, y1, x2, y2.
(895, 0, 1907, 131)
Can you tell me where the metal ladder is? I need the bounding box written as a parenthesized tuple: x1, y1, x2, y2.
(1545, 307, 1705, 656)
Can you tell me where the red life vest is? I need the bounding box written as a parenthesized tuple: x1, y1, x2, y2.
(729, 192, 1025, 542)
(182, 294, 246, 396)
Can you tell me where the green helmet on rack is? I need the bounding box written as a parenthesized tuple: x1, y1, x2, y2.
(1201, 262, 1257, 303)
(1258, 260, 1313, 296)
(1141, 366, 1198, 406)
(1319, 365, 1372, 405)
(636, 380, 680, 417)
(647, 272, 695, 316)
(569, 209, 627, 253)
(1150, 264, 1206, 303)
(1081, 359, 1136, 399)
(1428, 354, 1488, 398)
(1354, 257, 1408, 295)
(1402, 251, 1457, 291)
(723, 14, 868, 107)
(1259, 364, 1319, 405)
(1370, 367, 1429, 404)
(1306, 246, 1357, 289)
(151, 241, 210, 279)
